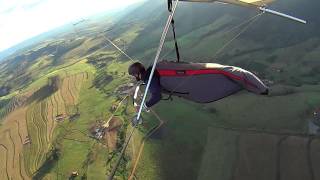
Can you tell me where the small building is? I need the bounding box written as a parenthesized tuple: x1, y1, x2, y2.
(23, 139, 31, 145)
(69, 113, 80, 122)
(116, 83, 135, 95)
(276, 69, 283, 73)
(23, 135, 31, 145)
(110, 104, 117, 112)
(310, 108, 320, 135)
(90, 124, 105, 140)
(70, 171, 79, 178)
(95, 131, 104, 139)
(314, 109, 320, 122)
(54, 114, 66, 122)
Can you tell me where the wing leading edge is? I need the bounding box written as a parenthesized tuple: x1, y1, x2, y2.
(179, 0, 274, 7)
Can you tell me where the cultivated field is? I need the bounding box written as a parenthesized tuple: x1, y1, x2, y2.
(198, 126, 320, 180)
(0, 72, 88, 179)
(0, 107, 29, 180)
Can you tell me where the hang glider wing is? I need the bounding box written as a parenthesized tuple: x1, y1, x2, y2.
(179, 0, 274, 7)
(178, 0, 306, 23)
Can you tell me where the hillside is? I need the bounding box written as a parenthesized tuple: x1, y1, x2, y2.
(0, 0, 320, 179)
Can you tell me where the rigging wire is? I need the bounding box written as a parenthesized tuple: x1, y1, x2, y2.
(100, 34, 136, 62)
(212, 12, 263, 59)
(159, 12, 263, 61)
(136, 0, 179, 121)
(128, 108, 165, 180)
(105, 96, 136, 180)
(219, 12, 264, 37)
(160, 47, 175, 60)
(72, 18, 138, 63)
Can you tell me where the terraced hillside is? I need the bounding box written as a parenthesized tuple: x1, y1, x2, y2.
(0, 107, 29, 180)
(25, 73, 87, 175)
(0, 72, 88, 179)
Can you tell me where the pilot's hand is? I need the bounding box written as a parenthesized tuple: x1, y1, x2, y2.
(135, 105, 140, 113)
(143, 103, 150, 113)
(135, 104, 150, 113)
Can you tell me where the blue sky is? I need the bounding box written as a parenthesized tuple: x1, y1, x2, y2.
(0, 0, 144, 52)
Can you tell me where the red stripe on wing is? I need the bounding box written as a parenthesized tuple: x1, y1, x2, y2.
(157, 69, 258, 89)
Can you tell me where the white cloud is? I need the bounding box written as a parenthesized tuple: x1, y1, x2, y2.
(0, 0, 144, 52)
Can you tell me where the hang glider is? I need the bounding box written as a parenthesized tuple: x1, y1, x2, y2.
(135, 0, 307, 120)
(108, 1, 309, 178)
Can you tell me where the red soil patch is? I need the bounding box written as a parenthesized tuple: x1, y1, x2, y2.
(105, 117, 122, 151)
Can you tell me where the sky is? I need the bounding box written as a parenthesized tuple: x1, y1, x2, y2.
(0, 0, 144, 52)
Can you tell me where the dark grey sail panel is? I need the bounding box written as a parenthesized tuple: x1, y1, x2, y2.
(157, 61, 268, 103)
(161, 74, 242, 103)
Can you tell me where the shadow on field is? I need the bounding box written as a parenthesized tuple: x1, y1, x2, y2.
(148, 125, 167, 140)
(32, 148, 60, 180)
(90, 70, 113, 91)
(154, 122, 209, 180)
(27, 76, 60, 104)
